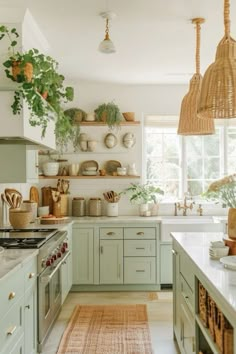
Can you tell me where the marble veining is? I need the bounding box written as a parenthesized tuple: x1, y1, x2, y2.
(171, 231, 236, 312)
(0, 249, 38, 281)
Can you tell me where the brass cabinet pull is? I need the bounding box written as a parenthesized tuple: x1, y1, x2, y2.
(8, 292, 16, 300)
(29, 272, 35, 279)
(136, 247, 145, 250)
(7, 326, 16, 335)
(137, 232, 144, 236)
(172, 249, 177, 255)
(136, 270, 145, 272)
(25, 305, 30, 309)
(107, 232, 115, 236)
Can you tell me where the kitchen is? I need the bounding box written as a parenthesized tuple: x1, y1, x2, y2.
(0, 0, 236, 353)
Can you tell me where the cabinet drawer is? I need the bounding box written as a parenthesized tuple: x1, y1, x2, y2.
(100, 228, 123, 239)
(180, 251, 194, 290)
(0, 267, 24, 318)
(24, 257, 37, 292)
(124, 257, 156, 284)
(124, 240, 156, 257)
(180, 274, 194, 314)
(0, 295, 24, 350)
(124, 227, 156, 240)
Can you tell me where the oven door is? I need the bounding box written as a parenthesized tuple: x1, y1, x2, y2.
(38, 251, 71, 350)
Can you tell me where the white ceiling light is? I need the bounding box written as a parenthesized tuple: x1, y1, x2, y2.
(98, 11, 116, 54)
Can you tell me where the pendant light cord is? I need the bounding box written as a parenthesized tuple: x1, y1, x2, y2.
(105, 18, 110, 40)
(224, 0, 230, 38)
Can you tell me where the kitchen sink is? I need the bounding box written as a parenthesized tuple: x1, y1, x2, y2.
(160, 216, 224, 241)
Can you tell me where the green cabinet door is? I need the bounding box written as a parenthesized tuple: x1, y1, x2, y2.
(100, 240, 123, 284)
(73, 228, 94, 284)
(160, 244, 173, 285)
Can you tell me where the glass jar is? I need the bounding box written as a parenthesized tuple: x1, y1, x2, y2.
(72, 197, 86, 217)
(89, 198, 102, 216)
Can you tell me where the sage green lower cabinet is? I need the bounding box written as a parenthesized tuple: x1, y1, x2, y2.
(61, 224, 73, 303)
(124, 257, 155, 284)
(72, 227, 94, 284)
(24, 285, 37, 354)
(160, 243, 173, 285)
(100, 239, 123, 284)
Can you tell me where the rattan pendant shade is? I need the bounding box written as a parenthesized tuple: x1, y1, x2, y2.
(178, 18, 215, 135)
(198, 0, 236, 119)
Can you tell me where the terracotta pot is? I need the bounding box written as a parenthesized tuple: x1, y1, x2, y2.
(227, 207, 236, 239)
(41, 91, 48, 99)
(12, 61, 33, 82)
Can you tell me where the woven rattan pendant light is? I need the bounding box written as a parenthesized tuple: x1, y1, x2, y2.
(178, 18, 215, 135)
(198, 0, 236, 119)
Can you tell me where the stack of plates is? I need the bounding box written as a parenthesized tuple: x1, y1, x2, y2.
(209, 241, 229, 259)
(220, 256, 236, 270)
(82, 166, 97, 176)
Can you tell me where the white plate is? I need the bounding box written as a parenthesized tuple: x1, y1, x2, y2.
(82, 171, 97, 176)
(220, 256, 236, 270)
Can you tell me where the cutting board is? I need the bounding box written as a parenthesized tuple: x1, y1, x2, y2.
(29, 186, 39, 205)
(40, 216, 70, 224)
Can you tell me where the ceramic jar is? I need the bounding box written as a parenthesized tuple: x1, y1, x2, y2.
(72, 198, 86, 217)
(107, 203, 118, 217)
(89, 198, 102, 216)
(43, 161, 59, 176)
(69, 163, 79, 176)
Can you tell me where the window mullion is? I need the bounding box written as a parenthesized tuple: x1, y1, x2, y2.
(181, 136, 186, 199)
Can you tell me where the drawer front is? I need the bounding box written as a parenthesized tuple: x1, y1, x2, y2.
(24, 257, 37, 292)
(124, 227, 156, 240)
(124, 240, 156, 257)
(100, 228, 123, 240)
(180, 251, 194, 290)
(0, 267, 24, 318)
(0, 295, 24, 350)
(124, 257, 156, 284)
(180, 274, 194, 314)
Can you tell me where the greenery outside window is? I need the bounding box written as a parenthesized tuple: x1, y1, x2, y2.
(144, 116, 236, 200)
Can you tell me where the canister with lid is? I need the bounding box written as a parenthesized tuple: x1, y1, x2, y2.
(72, 197, 86, 217)
(89, 198, 102, 216)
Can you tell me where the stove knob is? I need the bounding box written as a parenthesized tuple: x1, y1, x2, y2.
(46, 259, 51, 267)
(50, 257, 55, 264)
(41, 259, 46, 268)
(57, 252, 62, 258)
(63, 242, 68, 249)
(52, 254, 57, 261)
(61, 246, 66, 254)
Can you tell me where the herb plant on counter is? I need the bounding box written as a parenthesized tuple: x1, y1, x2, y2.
(203, 174, 236, 208)
(122, 183, 164, 204)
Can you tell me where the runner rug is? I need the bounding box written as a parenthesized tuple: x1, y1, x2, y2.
(57, 304, 153, 354)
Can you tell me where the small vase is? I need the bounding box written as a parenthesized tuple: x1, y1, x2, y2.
(107, 203, 118, 217)
(228, 208, 236, 239)
(139, 203, 149, 216)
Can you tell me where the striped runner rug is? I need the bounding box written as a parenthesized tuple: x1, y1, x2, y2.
(57, 304, 153, 353)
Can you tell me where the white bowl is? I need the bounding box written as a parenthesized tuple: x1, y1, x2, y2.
(209, 246, 229, 259)
(117, 167, 126, 176)
(85, 166, 97, 171)
(38, 206, 49, 217)
(43, 162, 59, 176)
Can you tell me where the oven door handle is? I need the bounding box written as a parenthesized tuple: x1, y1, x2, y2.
(40, 251, 71, 284)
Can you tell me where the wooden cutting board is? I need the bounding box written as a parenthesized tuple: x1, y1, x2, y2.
(29, 186, 39, 205)
(40, 216, 70, 224)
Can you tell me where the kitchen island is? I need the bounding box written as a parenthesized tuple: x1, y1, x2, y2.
(172, 231, 236, 354)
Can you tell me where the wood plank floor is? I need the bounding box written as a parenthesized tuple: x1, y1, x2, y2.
(42, 291, 180, 354)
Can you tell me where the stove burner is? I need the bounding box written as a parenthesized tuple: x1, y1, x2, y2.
(0, 238, 46, 249)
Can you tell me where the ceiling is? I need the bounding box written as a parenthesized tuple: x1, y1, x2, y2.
(1, 0, 236, 84)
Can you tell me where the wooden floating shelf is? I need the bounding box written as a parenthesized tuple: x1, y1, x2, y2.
(39, 175, 140, 179)
(79, 121, 140, 126)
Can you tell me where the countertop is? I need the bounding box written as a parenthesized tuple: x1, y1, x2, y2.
(0, 248, 38, 281)
(171, 231, 236, 312)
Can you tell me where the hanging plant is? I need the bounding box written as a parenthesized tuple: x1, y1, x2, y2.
(94, 101, 123, 129)
(0, 25, 74, 144)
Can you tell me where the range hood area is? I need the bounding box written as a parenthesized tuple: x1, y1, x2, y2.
(0, 91, 56, 150)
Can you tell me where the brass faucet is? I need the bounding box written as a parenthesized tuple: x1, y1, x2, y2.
(176, 196, 194, 216)
(197, 204, 203, 216)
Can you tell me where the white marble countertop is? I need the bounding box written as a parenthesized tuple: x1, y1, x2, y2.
(70, 215, 161, 224)
(171, 231, 236, 312)
(0, 248, 38, 281)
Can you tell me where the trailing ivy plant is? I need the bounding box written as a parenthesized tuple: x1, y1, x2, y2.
(0, 25, 75, 147)
(94, 101, 123, 129)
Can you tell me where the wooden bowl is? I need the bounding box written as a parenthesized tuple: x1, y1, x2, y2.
(223, 236, 236, 255)
(122, 112, 135, 121)
(9, 209, 32, 229)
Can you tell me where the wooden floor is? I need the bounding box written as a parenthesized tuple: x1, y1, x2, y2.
(42, 291, 180, 354)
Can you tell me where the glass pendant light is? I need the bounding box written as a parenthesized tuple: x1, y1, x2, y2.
(98, 11, 116, 54)
(198, 0, 236, 119)
(178, 18, 215, 135)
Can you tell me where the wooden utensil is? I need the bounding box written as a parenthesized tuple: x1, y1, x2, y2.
(29, 186, 39, 205)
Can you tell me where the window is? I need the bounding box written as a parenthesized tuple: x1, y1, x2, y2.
(144, 116, 236, 199)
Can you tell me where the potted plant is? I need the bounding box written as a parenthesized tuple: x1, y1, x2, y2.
(0, 25, 75, 147)
(122, 183, 164, 216)
(94, 101, 123, 129)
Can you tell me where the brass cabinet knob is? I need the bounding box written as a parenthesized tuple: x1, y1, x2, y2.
(8, 292, 16, 300)
(7, 325, 16, 335)
(29, 272, 35, 279)
(137, 232, 144, 236)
